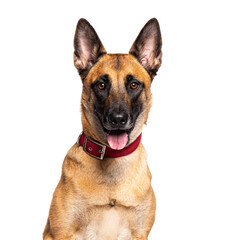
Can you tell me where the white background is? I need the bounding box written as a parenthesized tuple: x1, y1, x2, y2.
(0, 0, 229, 239)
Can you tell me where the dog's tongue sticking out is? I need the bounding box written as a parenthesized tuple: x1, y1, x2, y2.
(107, 131, 128, 150)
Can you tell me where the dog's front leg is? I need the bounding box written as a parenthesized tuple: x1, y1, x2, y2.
(43, 217, 80, 240)
(43, 177, 82, 240)
(132, 188, 156, 240)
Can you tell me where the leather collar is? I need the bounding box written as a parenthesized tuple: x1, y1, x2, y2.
(78, 132, 142, 160)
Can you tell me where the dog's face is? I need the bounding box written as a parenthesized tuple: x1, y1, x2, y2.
(74, 19, 162, 150)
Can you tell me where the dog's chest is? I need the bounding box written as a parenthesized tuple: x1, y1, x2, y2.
(74, 174, 148, 240)
(75, 186, 150, 240)
(70, 148, 151, 239)
(78, 207, 132, 240)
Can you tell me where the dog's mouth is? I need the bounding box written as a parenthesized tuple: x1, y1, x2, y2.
(103, 128, 133, 150)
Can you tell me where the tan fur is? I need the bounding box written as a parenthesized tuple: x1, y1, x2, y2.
(43, 53, 157, 240)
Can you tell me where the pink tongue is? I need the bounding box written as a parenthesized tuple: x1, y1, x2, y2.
(107, 131, 128, 150)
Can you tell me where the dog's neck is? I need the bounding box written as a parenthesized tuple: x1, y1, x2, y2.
(78, 132, 142, 160)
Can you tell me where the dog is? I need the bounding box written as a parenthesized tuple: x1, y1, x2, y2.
(43, 18, 162, 240)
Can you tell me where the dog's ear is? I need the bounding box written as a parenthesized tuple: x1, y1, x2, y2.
(129, 18, 162, 78)
(74, 18, 106, 79)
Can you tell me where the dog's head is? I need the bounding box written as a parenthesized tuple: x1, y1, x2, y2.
(74, 19, 162, 150)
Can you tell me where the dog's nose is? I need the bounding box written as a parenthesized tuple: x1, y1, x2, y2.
(108, 112, 128, 128)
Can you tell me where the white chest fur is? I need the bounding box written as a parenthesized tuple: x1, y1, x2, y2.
(78, 208, 132, 240)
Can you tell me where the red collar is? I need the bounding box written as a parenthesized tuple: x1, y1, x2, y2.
(78, 132, 142, 160)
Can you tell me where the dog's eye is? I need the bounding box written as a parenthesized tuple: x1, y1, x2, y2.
(97, 82, 106, 90)
(130, 82, 139, 90)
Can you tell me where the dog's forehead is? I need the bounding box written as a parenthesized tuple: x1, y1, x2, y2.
(86, 54, 151, 87)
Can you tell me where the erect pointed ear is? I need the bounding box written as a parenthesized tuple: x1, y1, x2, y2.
(74, 18, 107, 79)
(129, 18, 162, 79)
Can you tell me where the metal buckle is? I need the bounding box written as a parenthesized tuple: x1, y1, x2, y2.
(83, 135, 106, 160)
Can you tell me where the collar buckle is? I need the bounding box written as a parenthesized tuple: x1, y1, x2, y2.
(78, 132, 106, 160)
